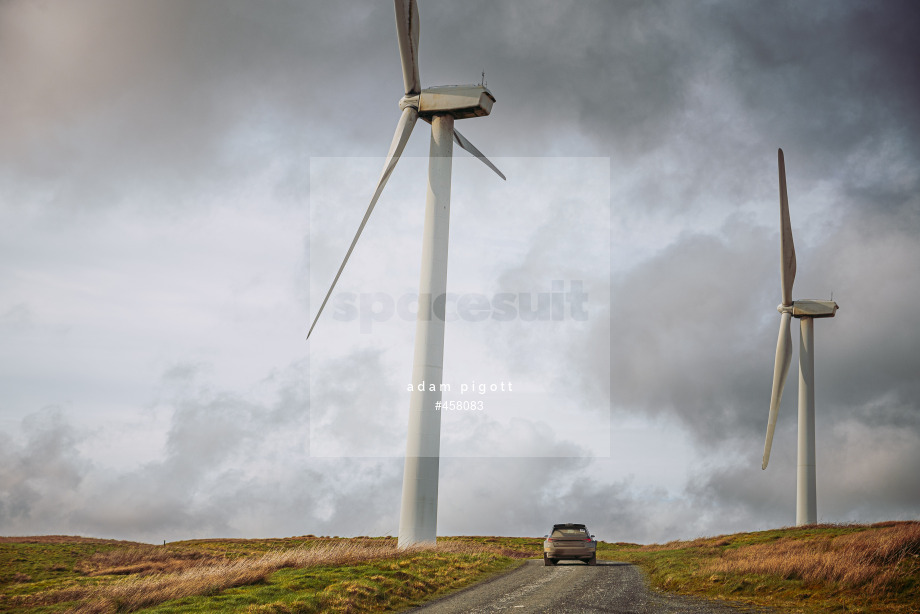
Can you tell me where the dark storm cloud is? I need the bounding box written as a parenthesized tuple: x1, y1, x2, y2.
(401, 1, 918, 157)
(608, 222, 776, 442)
(711, 1, 920, 155)
(418, 0, 920, 232)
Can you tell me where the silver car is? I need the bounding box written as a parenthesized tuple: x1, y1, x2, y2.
(543, 523, 597, 566)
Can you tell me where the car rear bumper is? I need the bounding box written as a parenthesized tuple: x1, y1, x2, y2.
(543, 544, 596, 560)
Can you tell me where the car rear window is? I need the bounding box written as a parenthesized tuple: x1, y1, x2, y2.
(551, 527, 588, 538)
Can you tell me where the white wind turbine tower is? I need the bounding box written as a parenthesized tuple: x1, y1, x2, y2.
(306, 0, 505, 546)
(762, 148, 838, 526)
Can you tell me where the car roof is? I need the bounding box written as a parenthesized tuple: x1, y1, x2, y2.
(552, 523, 587, 529)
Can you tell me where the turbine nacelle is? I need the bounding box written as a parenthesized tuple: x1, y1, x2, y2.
(776, 300, 839, 318)
(793, 299, 838, 318)
(400, 85, 496, 120)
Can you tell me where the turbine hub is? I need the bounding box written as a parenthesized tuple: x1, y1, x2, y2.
(777, 303, 794, 314)
(399, 94, 420, 112)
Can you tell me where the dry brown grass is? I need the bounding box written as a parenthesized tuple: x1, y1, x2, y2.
(706, 521, 920, 592)
(75, 545, 227, 576)
(12, 538, 511, 614)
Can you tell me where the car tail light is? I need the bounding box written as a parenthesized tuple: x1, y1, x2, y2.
(584, 537, 592, 542)
(546, 537, 554, 542)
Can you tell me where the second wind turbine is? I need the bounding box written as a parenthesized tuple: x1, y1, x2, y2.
(762, 148, 838, 526)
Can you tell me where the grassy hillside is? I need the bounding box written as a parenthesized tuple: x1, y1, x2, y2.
(597, 521, 920, 613)
(1, 523, 917, 613)
(0, 536, 532, 613)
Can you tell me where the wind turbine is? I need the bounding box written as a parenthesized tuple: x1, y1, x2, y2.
(761, 148, 838, 526)
(306, 0, 505, 547)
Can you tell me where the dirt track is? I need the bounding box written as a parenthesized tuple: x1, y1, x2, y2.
(407, 559, 777, 613)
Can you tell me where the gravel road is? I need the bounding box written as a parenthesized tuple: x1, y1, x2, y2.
(407, 560, 776, 613)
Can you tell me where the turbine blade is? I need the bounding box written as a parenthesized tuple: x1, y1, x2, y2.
(307, 107, 419, 339)
(453, 129, 506, 180)
(778, 148, 796, 306)
(763, 311, 794, 469)
(394, 0, 421, 96)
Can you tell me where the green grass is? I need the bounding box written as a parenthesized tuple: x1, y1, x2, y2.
(0, 537, 144, 586)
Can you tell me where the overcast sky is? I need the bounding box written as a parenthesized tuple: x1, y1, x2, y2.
(2, 0, 919, 544)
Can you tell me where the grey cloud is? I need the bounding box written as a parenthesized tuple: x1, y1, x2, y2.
(0, 407, 89, 531)
(440, 455, 730, 544)
(608, 223, 776, 443)
(2, 361, 316, 540)
(309, 348, 404, 457)
(807, 216, 920, 416)
(687, 420, 920, 530)
(821, 421, 920, 515)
